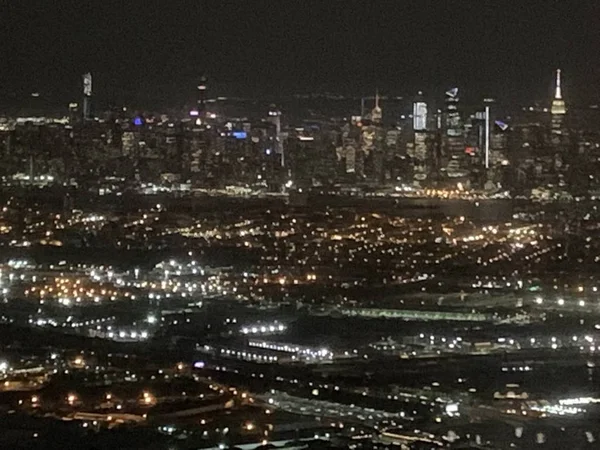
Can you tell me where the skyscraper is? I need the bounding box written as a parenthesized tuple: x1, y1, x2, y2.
(82, 73, 92, 121)
(68, 102, 79, 124)
(484, 105, 490, 169)
(551, 69, 566, 134)
(267, 105, 284, 167)
(443, 87, 466, 176)
(371, 90, 382, 124)
(197, 75, 208, 118)
(412, 92, 429, 181)
(413, 92, 427, 132)
(444, 88, 461, 137)
(551, 69, 566, 115)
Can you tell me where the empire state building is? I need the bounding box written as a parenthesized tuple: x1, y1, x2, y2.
(551, 69, 566, 134)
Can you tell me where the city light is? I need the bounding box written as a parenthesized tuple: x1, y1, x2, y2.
(141, 391, 156, 406)
(67, 393, 78, 406)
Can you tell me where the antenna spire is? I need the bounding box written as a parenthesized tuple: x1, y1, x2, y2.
(555, 69, 562, 100)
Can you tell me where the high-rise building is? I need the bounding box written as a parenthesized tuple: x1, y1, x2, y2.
(287, 132, 318, 188)
(371, 90, 382, 124)
(442, 87, 466, 176)
(267, 105, 284, 167)
(197, 75, 208, 118)
(412, 92, 430, 182)
(82, 73, 92, 121)
(482, 104, 491, 169)
(337, 124, 358, 178)
(471, 101, 506, 173)
(444, 88, 461, 137)
(68, 102, 79, 124)
(551, 69, 566, 133)
(413, 92, 427, 131)
(413, 131, 429, 176)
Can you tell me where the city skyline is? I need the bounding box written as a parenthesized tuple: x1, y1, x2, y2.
(0, 67, 585, 119)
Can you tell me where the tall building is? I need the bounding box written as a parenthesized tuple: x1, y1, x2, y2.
(287, 131, 317, 188)
(361, 91, 385, 183)
(551, 69, 566, 134)
(413, 92, 427, 131)
(443, 87, 466, 177)
(478, 103, 492, 170)
(197, 75, 208, 118)
(444, 88, 461, 137)
(371, 90, 382, 124)
(413, 131, 429, 179)
(267, 105, 283, 167)
(82, 73, 92, 121)
(412, 92, 429, 182)
(337, 124, 358, 178)
(470, 100, 505, 177)
(68, 102, 79, 124)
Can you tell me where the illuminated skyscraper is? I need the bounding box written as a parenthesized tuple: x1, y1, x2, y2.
(413, 92, 427, 131)
(413, 131, 428, 177)
(412, 92, 429, 181)
(197, 75, 208, 117)
(371, 90, 382, 124)
(444, 88, 461, 137)
(551, 69, 566, 133)
(443, 87, 467, 176)
(473, 100, 500, 171)
(484, 105, 490, 169)
(360, 90, 385, 183)
(82, 73, 92, 121)
(551, 69, 566, 115)
(267, 105, 284, 167)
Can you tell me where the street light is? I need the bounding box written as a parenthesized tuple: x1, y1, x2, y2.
(67, 393, 78, 406)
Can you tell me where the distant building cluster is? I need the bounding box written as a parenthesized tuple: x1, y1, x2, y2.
(1, 70, 599, 197)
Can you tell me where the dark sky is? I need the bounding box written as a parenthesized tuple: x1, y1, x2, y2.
(2, 1, 600, 109)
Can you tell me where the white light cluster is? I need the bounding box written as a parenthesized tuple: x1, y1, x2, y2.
(7, 259, 30, 269)
(106, 330, 149, 341)
(219, 348, 278, 362)
(559, 397, 600, 406)
(249, 340, 333, 360)
(241, 322, 286, 335)
(530, 403, 583, 416)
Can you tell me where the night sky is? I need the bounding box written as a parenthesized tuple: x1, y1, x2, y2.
(2, 1, 600, 109)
